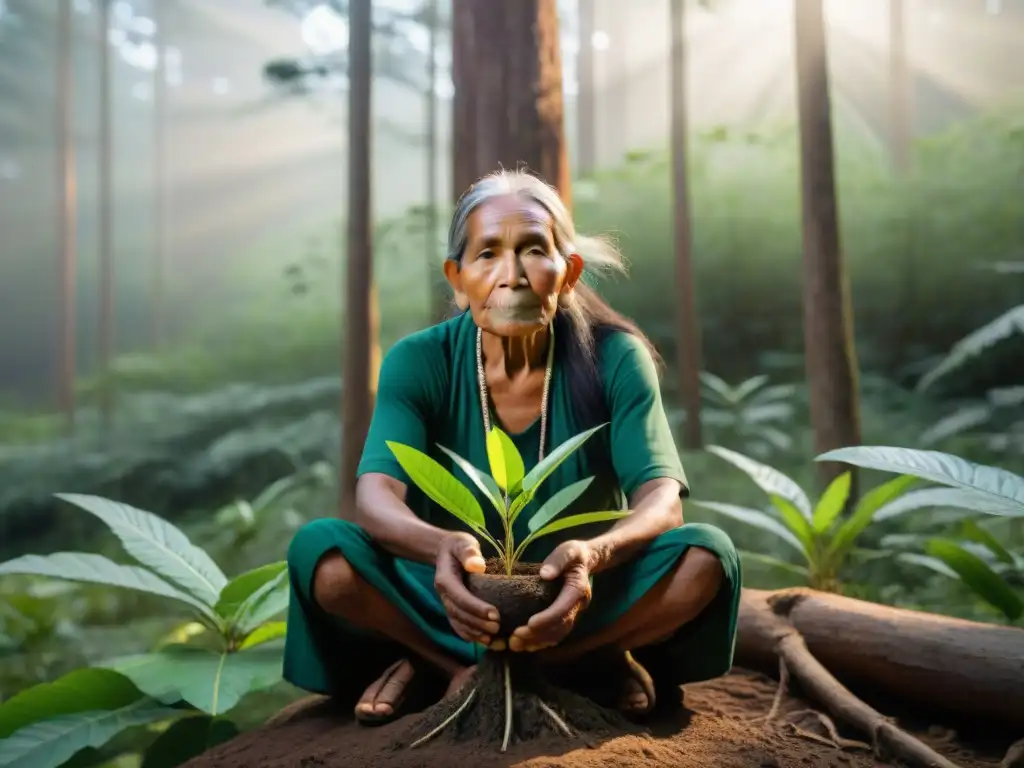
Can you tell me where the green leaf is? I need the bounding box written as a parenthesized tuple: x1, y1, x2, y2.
(437, 445, 505, 515)
(104, 645, 284, 716)
(486, 427, 525, 493)
(873, 487, 1020, 521)
(0, 668, 144, 739)
(689, 501, 804, 555)
(214, 562, 287, 620)
(737, 550, 809, 578)
(140, 714, 240, 768)
(520, 423, 607, 493)
(707, 445, 812, 519)
(386, 441, 485, 530)
(925, 539, 1024, 621)
(812, 472, 852, 533)
(897, 552, 959, 579)
(828, 475, 918, 561)
(916, 305, 1024, 391)
(770, 495, 816, 556)
(239, 621, 286, 650)
(960, 520, 1016, 565)
(234, 571, 289, 635)
(507, 488, 535, 524)
(516, 511, 630, 559)
(815, 446, 1024, 516)
(0, 701, 180, 768)
(55, 493, 228, 605)
(525, 477, 595, 533)
(0, 553, 217, 622)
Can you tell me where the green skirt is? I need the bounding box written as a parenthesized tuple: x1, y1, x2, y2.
(282, 518, 742, 703)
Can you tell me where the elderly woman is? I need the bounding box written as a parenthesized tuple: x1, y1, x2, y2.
(283, 170, 741, 724)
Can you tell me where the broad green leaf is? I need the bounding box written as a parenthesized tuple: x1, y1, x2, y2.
(55, 494, 228, 605)
(828, 475, 918, 560)
(234, 571, 289, 635)
(925, 539, 1024, 621)
(104, 644, 284, 716)
(770, 495, 815, 556)
(815, 447, 1024, 515)
(873, 487, 1021, 521)
(896, 552, 959, 579)
(960, 520, 1015, 565)
(140, 714, 240, 768)
(812, 472, 852, 533)
(438, 445, 505, 515)
(525, 477, 595, 533)
(239, 621, 286, 650)
(0, 701, 180, 768)
(386, 442, 485, 530)
(916, 305, 1024, 391)
(689, 501, 804, 555)
(507, 488, 535, 524)
(0, 553, 217, 622)
(520, 423, 608, 493)
(737, 550, 810, 578)
(0, 668, 143, 739)
(215, 562, 287, 619)
(486, 427, 525, 492)
(707, 445, 812, 519)
(516, 511, 630, 559)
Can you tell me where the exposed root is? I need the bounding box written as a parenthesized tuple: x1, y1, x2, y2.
(1002, 737, 1024, 768)
(537, 698, 574, 737)
(501, 656, 512, 753)
(393, 652, 639, 752)
(785, 709, 872, 751)
(408, 687, 478, 749)
(750, 656, 789, 724)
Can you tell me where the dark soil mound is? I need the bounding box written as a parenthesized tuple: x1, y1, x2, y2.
(466, 560, 561, 636)
(182, 669, 1012, 768)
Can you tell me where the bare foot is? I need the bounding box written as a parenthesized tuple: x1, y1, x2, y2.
(446, 664, 477, 698)
(355, 658, 415, 721)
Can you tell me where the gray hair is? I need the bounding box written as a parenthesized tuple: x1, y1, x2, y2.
(446, 169, 627, 284)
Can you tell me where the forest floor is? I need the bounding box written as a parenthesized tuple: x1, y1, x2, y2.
(183, 668, 1014, 768)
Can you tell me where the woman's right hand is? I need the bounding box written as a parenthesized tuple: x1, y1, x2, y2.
(434, 532, 501, 646)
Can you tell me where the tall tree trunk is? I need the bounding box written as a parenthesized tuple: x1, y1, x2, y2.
(98, 0, 115, 434)
(425, 0, 446, 322)
(669, 0, 703, 450)
(152, 2, 166, 351)
(575, 0, 596, 175)
(340, 0, 375, 514)
(888, 0, 910, 175)
(56, 0, 76, 437)
(451, 0, 569, 202)
(793, 0, 861, 491)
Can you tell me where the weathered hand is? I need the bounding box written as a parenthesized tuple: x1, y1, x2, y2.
(509, 540, 593, 652)
(434, 532, 501, 646)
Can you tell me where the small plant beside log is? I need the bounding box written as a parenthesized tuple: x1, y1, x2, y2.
(385, 424, 633, 752)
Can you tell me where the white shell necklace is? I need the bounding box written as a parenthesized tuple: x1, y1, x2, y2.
(475, 324, 555, 463)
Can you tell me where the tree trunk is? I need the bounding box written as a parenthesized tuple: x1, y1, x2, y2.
(888, 0, 911, 176)
(56, 0, 76, 437)
(792, 0, 861, 492)
(340, 0, 375, 515)
(152, 1, 166, 351)
(425, 0, 447, 323)
(575, 0, 596, 176)
(451, 0, 569, 202)
(736, 588, 1024, 733)
(669, 0, 703, 451)
(98, 0, 115, 434)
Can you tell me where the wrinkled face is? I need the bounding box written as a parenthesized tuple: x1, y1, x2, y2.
(444, 194, 582, 337)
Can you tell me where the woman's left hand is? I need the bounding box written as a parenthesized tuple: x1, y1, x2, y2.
(509, 540, 594, 652)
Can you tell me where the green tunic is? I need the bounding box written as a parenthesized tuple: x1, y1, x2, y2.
(283, 312, 741, 701)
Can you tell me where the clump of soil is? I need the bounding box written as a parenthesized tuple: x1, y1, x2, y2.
(466, 559, 561, 637)
(392, 652, 639, 751)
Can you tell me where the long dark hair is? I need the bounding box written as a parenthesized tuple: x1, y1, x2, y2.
(447, 170, 661, 434)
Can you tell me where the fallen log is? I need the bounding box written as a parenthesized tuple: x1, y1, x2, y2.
(735, 588, 1024, 733)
